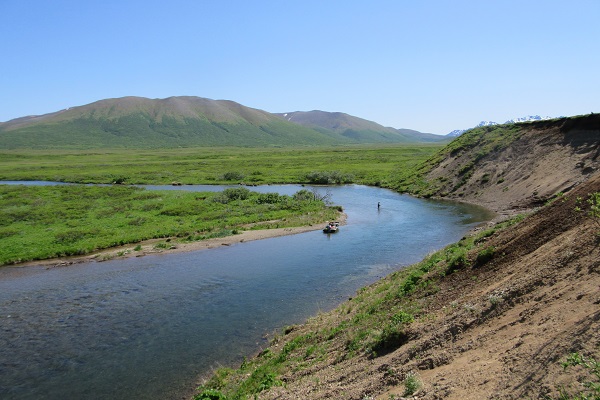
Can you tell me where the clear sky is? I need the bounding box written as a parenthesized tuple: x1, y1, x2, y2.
(1, 0, 599, 134)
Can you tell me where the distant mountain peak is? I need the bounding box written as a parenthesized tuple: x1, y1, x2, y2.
(505, 115, 553, 124)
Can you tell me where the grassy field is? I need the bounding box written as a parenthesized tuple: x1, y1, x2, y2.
(0, 185, 341, 265)
(0, 144, 441, 186)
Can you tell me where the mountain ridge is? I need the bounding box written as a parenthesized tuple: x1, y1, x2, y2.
(276, 110, 443, 143)
(0, 96, 443, 149)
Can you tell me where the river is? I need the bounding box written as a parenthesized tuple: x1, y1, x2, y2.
(0, 184, 493, 399)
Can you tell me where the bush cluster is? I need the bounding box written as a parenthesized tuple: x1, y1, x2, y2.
(303, 170, 354, 184)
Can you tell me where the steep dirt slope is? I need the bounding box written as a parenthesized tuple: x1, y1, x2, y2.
(260, 174, 600, 400)
(379, 173, 600, 399)
(425, 114, 600, 214)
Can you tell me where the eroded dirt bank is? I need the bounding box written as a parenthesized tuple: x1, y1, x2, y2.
(426, 114, 600, 215)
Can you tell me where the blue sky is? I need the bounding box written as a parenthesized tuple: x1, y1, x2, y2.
(1, 0, 599, 134)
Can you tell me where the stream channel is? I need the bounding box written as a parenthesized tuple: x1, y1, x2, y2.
(0, 183, 493, 399)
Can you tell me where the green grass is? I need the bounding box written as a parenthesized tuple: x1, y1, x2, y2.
(0, 113, 349, 149)
(0, 185, 340, 265)
(0, 144, 441, 187)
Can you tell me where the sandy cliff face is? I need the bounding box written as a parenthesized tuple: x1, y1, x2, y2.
(427, 114, 600, 214)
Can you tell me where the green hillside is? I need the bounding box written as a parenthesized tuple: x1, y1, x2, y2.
(0, 97, 442, 149)
(0, 97, 347, 149)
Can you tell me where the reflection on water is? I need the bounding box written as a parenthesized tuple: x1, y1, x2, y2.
(0, 184, 493, 399)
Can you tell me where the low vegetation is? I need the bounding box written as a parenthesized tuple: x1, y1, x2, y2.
(0, 144, 440, 266)
(576, 192, 600, 235)
(0, 144, 441, 187)
(0, 185, 340, 265)
(551, 352, 600, 400)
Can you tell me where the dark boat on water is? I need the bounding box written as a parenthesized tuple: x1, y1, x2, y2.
(323, 221, 339, 233)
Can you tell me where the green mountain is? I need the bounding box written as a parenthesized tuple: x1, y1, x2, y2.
(277, 110, 444, 143)
(0, 97, 345, 149)
(0, 97, 443, 149)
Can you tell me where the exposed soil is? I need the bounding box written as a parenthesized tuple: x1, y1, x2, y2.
(246, 117, 600, 400)
(428, 114, 600, 215)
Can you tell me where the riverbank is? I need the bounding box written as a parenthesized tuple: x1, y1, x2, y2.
(15, 215, 347, 270)
(0, 184, 343, 267)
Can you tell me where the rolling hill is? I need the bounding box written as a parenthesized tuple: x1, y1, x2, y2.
(0, 97, 442, 149)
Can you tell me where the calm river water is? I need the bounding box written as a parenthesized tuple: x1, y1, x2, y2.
(0, 184, 493, 399)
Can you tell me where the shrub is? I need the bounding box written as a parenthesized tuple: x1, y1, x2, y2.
(193, 389, 227, 400)
(446, 247, 467, 274)
(213, 187, 251, 203)
(222, 171, 245, 181)
(403, 371, 422, 396)
(111, 175, 128, 184)
(256, 192, 283, 204)
(293, 189, 316, 202)
(475, 246, 495, 267)
(304, 171, 354, 184)
(222, 187, 251, 201)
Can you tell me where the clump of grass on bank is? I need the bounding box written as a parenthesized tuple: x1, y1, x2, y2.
(0, 185, 340, 266)
(193, 214, 527, 400)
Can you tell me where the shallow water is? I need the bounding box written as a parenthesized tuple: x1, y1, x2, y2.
(0, 184, 492, 399)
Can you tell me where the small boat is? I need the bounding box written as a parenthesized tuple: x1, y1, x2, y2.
(323, 221, 339, 233)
